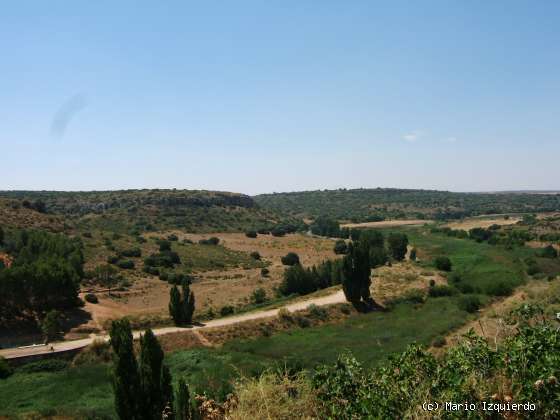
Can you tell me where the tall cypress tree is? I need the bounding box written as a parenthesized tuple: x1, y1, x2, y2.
(161, 365, 174, 418)
(180, 279, 195, 324)
(110, 319, 141, 420)
(175, 378, 193, 420)
(342, 241, 372, 307)
(169, 285, 182, 324)
(139, 329, 164, 419)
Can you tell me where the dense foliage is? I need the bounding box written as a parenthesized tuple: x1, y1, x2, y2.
(0, 229, 84, 322)
(255, 188, 560, 222)
(313, 305, 560, 419)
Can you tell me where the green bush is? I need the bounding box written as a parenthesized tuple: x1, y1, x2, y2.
(307, 304, 328, 320)
(281, 252, 300, 266)
(485, 280, 513, 296)
(117, 259, 135, 269)
(220, 305, 235, 316)
(199, 237, 220, 245)
(250, 251, 261, 260)
(17, 359, 68, 374)
(540, 245, 558, 259)
(431, 336, 446, 348)
(434, 256, 452, 272)
(261, 267, 270, 277)
(458, 295, 481, 313)
(333, 240, 348, 255)
(119, 247, 142, 258)
(428, 285, 455, 297)
(84, 293, 99, 304)
(245, 230, 257, 238)
(251, 288, 267, 304)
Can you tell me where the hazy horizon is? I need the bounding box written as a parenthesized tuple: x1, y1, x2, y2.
(2, 1, 559, 194)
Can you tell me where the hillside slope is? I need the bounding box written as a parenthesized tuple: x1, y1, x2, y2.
(254, 188, 560, 222)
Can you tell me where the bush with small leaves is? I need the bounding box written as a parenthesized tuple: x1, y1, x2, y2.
(84, 293, 99, 304)
(281, 252, 300, 266)
(251, 287, 267, 304)
(458, 295, 481, 313)
(220, 305, 235, 316)
(117, 259, 135, 269)
(245, 230, 257, 238)
(261, 267, 270, 277)
(333, 240, 348, 255)
(431, 336, 447, 348)
(428, 285, 456, 297)
(250, 251, 261, 260)
(434, 256, 452, 272)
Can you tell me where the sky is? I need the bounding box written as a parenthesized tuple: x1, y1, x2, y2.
(2, 1, 559, 195)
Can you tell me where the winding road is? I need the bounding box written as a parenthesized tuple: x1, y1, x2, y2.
(0, 290, 346, 360)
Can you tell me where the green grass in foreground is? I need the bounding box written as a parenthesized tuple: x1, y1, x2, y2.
(0, 298, 469, 417)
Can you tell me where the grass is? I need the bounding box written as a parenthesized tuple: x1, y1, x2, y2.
(399, 227, 531, 295)
(0, 363, 114, 417)
(176, 243, 265, 272)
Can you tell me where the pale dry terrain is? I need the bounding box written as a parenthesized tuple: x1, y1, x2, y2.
(74, 233, 338, 334)
(445, 216, 521, 230)
(341, 219, 429, 229)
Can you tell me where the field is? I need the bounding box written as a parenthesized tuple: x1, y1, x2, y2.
(71, 232, 338, 335)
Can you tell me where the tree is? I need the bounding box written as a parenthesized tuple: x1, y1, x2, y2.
(0, 226, 4, 245)
(434, 256, 452, 272)
(161, 365, 174, 416)
(110, 319, 141, 420)
(251, 287, 267, 304)
(388, 233, 409, 261)
(359, 230, 384, 248)
(245, 230, 257, 238)
(333, 240, 348, 255)
(342, 241, 373, 308)
(541, 245, 558, 259)
(369, 246, 388, 268)
(279, 264, 316, 296)
(159, 240, 172, 252)
(181, 279, 195, 324)
(139, 329, 165, 419)
(409, 248, 417, 261)
(41, 310, 61, 343)
(176, 378, 193, 420)
(169, 285, 182, 324)
(281, 252, 300, 266)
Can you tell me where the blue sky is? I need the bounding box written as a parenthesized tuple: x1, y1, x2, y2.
(2, 1, 559, 194)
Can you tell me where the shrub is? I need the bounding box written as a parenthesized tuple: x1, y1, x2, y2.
(250, 251, 261, 260)
(0, 356, 12, 379)
(333, 240, 348, 255)
(281, 252, 300, 266)
(251, 288, 267, 304)
(119, 247, 142, 258)
(277, 308, 292, 322)
(82, 232, 93, 238)
(434, 256, 452, 272)
(409, 248, 417, 261)
(540, 245, 558, 259)
(431, 336, 447, 348)
(458, 295, 481, 313)
(158, 240, 172, 251)
(429, 279, 436, 287)
(261, 268, 270, 277)
(117, 259, 135, 269)
(107, 255, 119, 264)
(485, 281, 513, 296)
(307, 304, 328, 320)
(245, 230, 258, 238)
(294, 315, 311, 328)
(18, 359, 68, 373)
(220, 305, 235, 316)
(271, 226, 286, 237)
(428, 285, 455, 297)
(84, 293, 99, 304)
(199, 237, 220, 245)
(167, 234, 178, 241)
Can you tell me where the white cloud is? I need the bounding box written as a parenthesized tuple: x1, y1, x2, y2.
(402, 130, 422, 142)
(443, 136, 458, 143)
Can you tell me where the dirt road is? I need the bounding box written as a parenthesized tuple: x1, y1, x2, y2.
(0, 290, 346, 360)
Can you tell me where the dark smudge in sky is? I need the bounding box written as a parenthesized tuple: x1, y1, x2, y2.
(50, 93, 88, 138)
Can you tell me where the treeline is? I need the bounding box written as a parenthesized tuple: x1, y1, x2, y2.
(254, 188, 560, 222)
(0, 228, 84, 321)
(278, 230, 409, 309)
(432, 225, 533, 247)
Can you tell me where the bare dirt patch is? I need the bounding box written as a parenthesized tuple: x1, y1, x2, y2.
(341, 219, 429, 229)
(445, 216, 521, 231)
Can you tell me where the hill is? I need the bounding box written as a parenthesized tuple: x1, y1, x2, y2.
(0, 190, 289, 233)
(254, 188, 560, 222)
